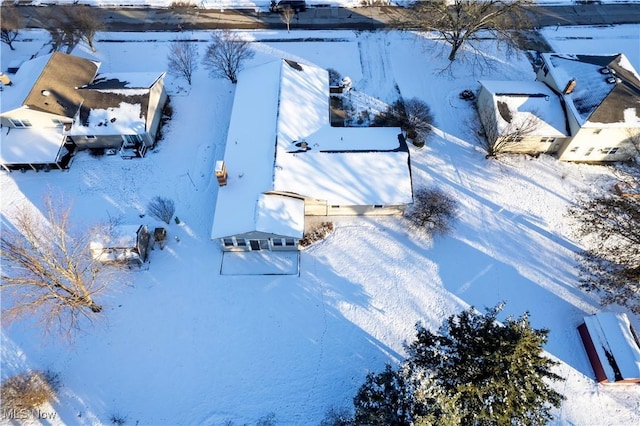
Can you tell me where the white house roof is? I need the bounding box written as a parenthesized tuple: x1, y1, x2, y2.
(1, 55, 53, 114)
(0, 127, 66, 165)
(69, 101, 147, 136)
(479, 80, 568, 138)
(275, 59, 412, 205)
(583, 312, 640, 382)
(255, 193, 305, 238)
(211, 59, 412, 240)
(542, 53, 640, 127)
(210, 61, 282, 239)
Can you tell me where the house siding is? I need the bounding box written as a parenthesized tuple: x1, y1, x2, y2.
(219, 231, 300, 252)
(558, 127, 639, 162)
(145, 76, 168, 143)
(1, 108, 72, 129)
(73, 135, 124, 150)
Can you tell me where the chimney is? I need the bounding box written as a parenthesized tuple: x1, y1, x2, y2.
(563, 78, 576, 94)
(215, 161, 228, 186)
(0, 72, 12, 86)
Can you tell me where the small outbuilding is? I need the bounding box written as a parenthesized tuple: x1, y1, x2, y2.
(90, 225, 151, 266)
(578, 312, 640, 384)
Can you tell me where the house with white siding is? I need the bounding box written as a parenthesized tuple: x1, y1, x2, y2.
(210, 59, 413, 252)
(477, 53, 640, 162)
(0, 52, 167, 171)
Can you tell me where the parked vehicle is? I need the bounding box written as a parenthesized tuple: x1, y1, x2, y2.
(270, 0, 307, 13)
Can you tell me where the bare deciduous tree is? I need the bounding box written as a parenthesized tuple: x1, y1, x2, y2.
(44, 5, 103, 53)
(168, 38, 199, 85)
(0, 196, 116, 339)
(147, 196, 176, 224)
(568, 194, 640, 313)
(1, 4, 21, 51)
(405, 187, 459, 237)
(374, 98, 434, 147)
(400, 0, 532, 62)
(202, 30, 254, 84)
(477, 106, 541, 158)
(280, 7, 296, 33)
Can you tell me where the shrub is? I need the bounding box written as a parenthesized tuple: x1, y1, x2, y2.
(88, 148, 106, 157)
(109, 413, 127, 425)
(300, 222, 334, 247)
(405, 187, 458, 237)
(327, 68, 343, 87)
(1, 370, 60, 411)
(147, 196, 176, 224)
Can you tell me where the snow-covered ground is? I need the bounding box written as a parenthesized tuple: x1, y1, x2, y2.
(2, 24, 640, 425)
(18, 0, 640, 8)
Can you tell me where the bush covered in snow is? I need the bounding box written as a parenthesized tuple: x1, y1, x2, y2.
(301, 222, 334, 247)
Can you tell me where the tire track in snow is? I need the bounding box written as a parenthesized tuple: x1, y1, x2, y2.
(356, 31, 401, 104)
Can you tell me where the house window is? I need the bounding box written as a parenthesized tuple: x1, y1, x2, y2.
(584, 148, 594, 156)
(541, 62, 549, 76)
(51, 119, 64, 127)
(124, 134, 143, 145)
(273, 239, 283, 246)
(235, 238, 247, 247)
(569, 147, 579, 153)
(601, 147, 619, 155)
(285, 238, 296, 246)
(374, 205, 384, 209)
(223, 238, 234, 247)
(86, 135, 96, 139)
(540, 137, 556, 143)
(9, 119, 32, 128)
(331, 205, 340, 208)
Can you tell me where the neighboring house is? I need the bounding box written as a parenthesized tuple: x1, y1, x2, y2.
(477, 53, 640, 162)
(477, 80, 569, 155)
(210, 59, 413, 252)
(90, 225, 151, 266)
(0, 52, 167, 172)
(578, 312, 640, 384)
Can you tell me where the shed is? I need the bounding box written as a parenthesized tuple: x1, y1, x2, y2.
(578, 312, 640, 383)
(90, 225, 150, 266)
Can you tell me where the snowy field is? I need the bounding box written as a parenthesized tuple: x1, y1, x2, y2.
(2, 23, 640, 425)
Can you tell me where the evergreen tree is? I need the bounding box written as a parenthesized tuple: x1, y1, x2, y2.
(353, 364, 413, 426)
(406, 304, 565, 426)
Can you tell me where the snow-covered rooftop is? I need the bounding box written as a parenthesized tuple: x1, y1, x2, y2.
(256, 193, 305, 238)
(275, 59, 412, 205)
(542, 53, 640, 127)
(0, 54, 52, 114)
(583, 312, 640, 382)
(0, 127, 66, 165)
(479, 80, 568, 138)
(70, 101, 147, 136)
(84, 72, 163, 90)
(211, 59, 412, 239)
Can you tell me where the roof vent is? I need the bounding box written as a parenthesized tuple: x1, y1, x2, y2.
(599, 67, 612, 75)
(41, 90, 51, 96)
(606, 76, 621, 84)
